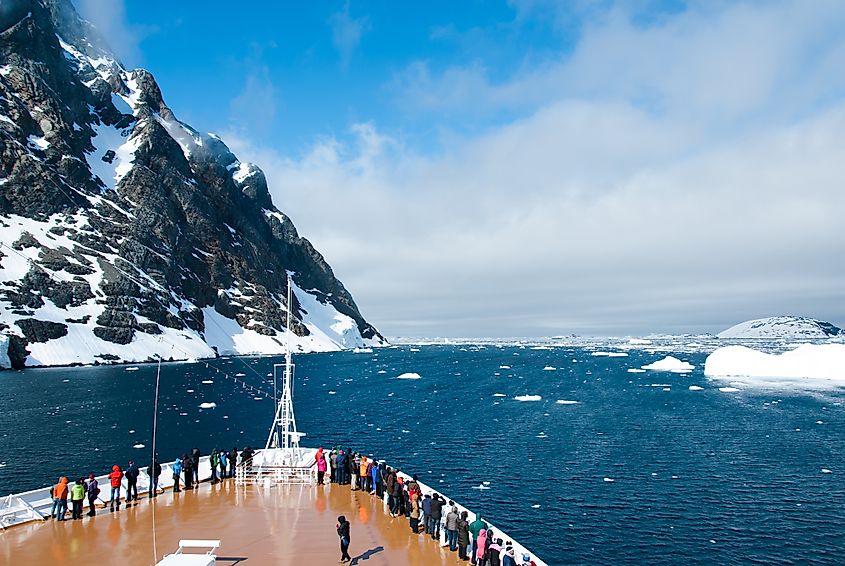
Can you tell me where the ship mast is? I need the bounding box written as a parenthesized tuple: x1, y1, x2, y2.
(265, 273, 302, 465)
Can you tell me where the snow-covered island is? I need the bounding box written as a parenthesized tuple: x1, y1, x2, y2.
(717, 316, 842, 339)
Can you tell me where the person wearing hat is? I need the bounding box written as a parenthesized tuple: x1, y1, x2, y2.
(85, 473, 100, 516)
(336, 515, 352, 563)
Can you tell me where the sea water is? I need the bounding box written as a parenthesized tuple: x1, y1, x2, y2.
(2, 343, 844, 564)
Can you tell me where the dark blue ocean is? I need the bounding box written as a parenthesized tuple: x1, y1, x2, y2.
(2, 343, 844, 565)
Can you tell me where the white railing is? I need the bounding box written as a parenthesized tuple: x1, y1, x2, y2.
(234, 448, 316, 485)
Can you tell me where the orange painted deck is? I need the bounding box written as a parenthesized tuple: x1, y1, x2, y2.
(1, 481, 459, 565)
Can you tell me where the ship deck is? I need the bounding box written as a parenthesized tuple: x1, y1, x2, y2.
(1, 481, 456, 565)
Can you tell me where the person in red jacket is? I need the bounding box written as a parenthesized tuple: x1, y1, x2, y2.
(108, 465, 123, 512)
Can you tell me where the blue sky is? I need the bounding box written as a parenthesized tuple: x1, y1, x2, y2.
(76, 0, 845, 337)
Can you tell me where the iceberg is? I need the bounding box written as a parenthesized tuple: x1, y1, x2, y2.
(514, 395, 542, 402)
(642, 356, 694, 373)
(397, 372, 422, 380)
(704, 344, 845, 387)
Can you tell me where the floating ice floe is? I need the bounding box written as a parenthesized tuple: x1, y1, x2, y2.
(397, 372, 422, 380)
(514, 395, 542, 402)
(353, 347, 373, 353)
(499, 365, 511, 369)
(822, 469, 832, 474)
(688, 386, 704, 391)
(603, 477, 615, 483)
(704, 344, 845, 387)
(718, 387, 740, 393)
(253, 397, 262, 401)
(377, 370, 387, 374)
(531, 504, 540, 508)
(125, 367, 139, 372)
(186, 389, 194, 393)
(235, 373, 245, 377)
(201, 380, 214, 384)
(628, 338, 652, 345)
(492, 393, 507, 397)
(641, 356, 695, 373)
(555, 400, 579, 405)
(543, 366, 556, 371)
(592, 352, 629, 357)
(536, 432, 548, 438)
(627, 368, 646, 373)
(199, 402, 217, 409)
(328, 391, 337, 395)
(133, 443, 145, 449)
(472, 483, 491, 490)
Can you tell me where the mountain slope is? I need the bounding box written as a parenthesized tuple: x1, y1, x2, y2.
(717, 316, 842, 339)
(0, 0, 384, 369)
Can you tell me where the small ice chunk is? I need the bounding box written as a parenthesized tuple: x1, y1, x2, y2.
(328, 391, 336, 395)
(499, 365, 511, 369)
(125, 367, 139, 371)
(688, 385, 704, 391)
(555, 400, 579, 405)
(133, 443, 145, 449)
(531, 504, 540, 508)
(627, 368, 646, 373)
(642, 356, 694, 373)
(603, 477, 615, 483)
(514, 394, 542, 402)
(397, 372, 422, 380)
(201, 380, 214, 384)
(821, 468, 832, 474)
(543, 366, 556, 371)
(199, 402, 217, 409)
(492, 393, 507, 397)
(719, 387, 740, 392)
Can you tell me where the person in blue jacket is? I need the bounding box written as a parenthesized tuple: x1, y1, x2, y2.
(172, 456, 182, 492)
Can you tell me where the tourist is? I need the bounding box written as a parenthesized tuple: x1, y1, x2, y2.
(125, 459, 139, 502)
(422, 494, 432, 534)
(375, 462, 385, 497)
(147, 456, 162, 497)
(48, 476, 61, 519)
(336, 515, 352, 563)
(108, 465, 123, 511)
(429, 494, 444, 541)
(241, 446, 254, 470)
(469, 513, 488, 564)
(85, 474, 99, 517)
(350, 452, 359, 490)
(486, 537, 502, 566)
(520, 553, 536, 566)
(359, 456, 369, 492)
(369, 461, 381, 497)
(402, 483, 411, 518)
(53, 476, 69, 521)
(190, 447, 201, 485)
(336, 450, 347, 485)
(475, 529, 488, 565)
(484, 530, 496, 565)
(502, 548, 517, 566)
(445, 502, 459, 551)
(70, 477, 85, 520)
(210, 448, 219, 484)
(172, 456, 182, 492)
(183, 454, 194, 490)
(219, 449, 228, 478)
(409, 488, 421, 533)
(228, 447, 237, 478)
(457, 511, 471, 560)
(330, 448, 338, 483)
(317, 451, 328, 485)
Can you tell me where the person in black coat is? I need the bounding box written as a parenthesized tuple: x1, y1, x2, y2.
(147, 457, 162, 497)
(125, 460, 139, 502)
(228, 447, 237, 478)
(336, 515, 351, 563)
(183, 454, 194, 490)
(190, 448, 201, 486)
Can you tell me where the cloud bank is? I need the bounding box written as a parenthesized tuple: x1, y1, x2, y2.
(227, 0, 845, 337)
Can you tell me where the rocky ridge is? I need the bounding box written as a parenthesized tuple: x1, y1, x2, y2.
(717, 316, 842, 340)
(0, 0, 384, 368)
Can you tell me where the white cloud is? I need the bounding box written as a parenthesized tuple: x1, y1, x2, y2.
(328, 2, 370, 71)
(225, 0, 845, 337)
(229, 65, 277, 136)
(75, 0, 152, 66)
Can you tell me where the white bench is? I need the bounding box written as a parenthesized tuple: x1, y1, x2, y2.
(156, 539, 220, 566)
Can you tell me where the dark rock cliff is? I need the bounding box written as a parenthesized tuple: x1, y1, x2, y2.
(0, 0, 384, 368)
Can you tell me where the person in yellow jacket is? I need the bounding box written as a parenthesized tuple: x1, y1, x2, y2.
(359, 457, 369, 492)
(70, 477, 86, 520)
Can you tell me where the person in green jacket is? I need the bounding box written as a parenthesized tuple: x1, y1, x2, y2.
(210, 448, 220, 484)
(468, 513, 488, 565)
(70, 477, 86, 520)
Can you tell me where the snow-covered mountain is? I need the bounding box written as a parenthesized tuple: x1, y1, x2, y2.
(717, 316, 842, 340)
(0, 0, 384, 369)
